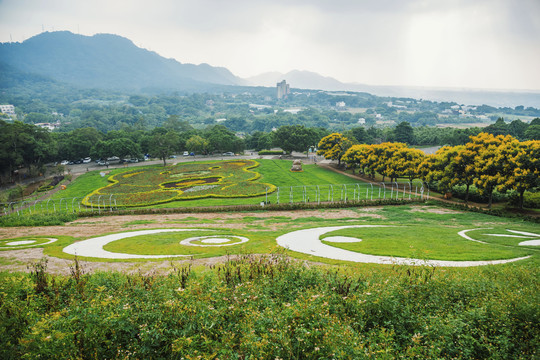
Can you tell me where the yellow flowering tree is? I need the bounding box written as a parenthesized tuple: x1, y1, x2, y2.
(373, 142, 407, 182)
(342, 144, 373, 175)
(317, 133, 353, 165)
(471, 133, 515, 208)
(392, 147, 425, 183)
(498, 139, 540, 209)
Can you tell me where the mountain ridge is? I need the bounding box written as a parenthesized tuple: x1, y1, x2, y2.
(0, 31, 242, 91)
(1, 31, 539, 107)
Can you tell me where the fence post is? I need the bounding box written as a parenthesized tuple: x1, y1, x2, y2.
(276, 186, 280, 204)
(290, 186, 293, 204)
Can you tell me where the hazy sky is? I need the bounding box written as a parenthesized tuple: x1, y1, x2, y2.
(1, 0, 539, 91)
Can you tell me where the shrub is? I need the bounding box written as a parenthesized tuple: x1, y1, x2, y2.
(508, 191, 540, 209)
(449, 184, 508, 203)
(0, 258, 537, 359)
(258, 150, 286, 155)
(0, 213, 78, 227)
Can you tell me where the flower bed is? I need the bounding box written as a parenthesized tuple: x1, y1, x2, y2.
(82, 160, 276, 207)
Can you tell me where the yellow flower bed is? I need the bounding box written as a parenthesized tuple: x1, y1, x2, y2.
(82, 160, 275, 207)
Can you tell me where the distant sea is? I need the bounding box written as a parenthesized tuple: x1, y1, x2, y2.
(353, 85, 540, 108)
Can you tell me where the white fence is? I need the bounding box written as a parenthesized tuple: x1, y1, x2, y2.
(261, 182, 428, 205)
(2, 194, 117, 216)
(2, 182, 428, 216)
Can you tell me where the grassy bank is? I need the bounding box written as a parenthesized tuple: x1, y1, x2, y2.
(0, 256, 537, 359)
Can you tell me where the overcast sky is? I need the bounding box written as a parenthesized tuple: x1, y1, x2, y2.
(1, 0, 539, 91)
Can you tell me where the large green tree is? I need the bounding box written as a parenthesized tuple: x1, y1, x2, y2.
(147, 128, 180, 166)
(393, 121, 415, 144)
(273, 125, 319, 154)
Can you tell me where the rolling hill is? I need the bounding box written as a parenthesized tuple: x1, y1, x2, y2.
(0, 31, 243, 91)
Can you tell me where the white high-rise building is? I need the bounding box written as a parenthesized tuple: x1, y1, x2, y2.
(276, 80, 290, 99)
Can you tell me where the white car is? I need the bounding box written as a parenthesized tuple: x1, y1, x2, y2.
(183, 151, 189, 156)
(60, 160, 69, 165)
(82, 157, 91, 163)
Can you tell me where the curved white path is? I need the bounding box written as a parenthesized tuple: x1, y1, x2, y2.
(0, 237, 57, 249)
(63, 229, 211, 259)
(180, 235, 249, 247)
(458, 228, 540, 246)
(276, 225, 531, 267)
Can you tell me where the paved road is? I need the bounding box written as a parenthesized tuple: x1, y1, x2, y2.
(64, 152, 325, 175)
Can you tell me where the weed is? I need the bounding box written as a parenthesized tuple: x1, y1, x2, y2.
(27, 258, 49, 295)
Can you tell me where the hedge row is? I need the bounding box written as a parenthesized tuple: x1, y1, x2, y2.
(258, 150, 286, 155)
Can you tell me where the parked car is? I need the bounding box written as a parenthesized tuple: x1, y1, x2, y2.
(60, 160, 69, 165)
(97, 160, 109, 166)
(183, 151, 189, 156)
(107, 156, 121, 164)
(83, 157, 91, 163)
(189, 152, 195, 156)
(223, 152, 235, 156)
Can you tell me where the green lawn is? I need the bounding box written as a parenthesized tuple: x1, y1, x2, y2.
(30, 204, 539, 264)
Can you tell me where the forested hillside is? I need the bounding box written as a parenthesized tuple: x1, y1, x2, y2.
(0, 31, 241, 90)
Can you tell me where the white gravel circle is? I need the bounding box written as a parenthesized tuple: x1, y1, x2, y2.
(276, 225, 530, 267)
(63, 229, 210, 259)
(0, 238, 57, 249)
(180, 235, 249, 247)
(201, 238, 231, 244)
(6, 240, 37, 246)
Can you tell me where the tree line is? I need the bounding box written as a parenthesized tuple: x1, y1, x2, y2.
(0, 118, 328, 184)
(318, 132, 539, 209)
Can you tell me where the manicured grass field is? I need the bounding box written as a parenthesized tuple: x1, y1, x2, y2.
(20, 204, 536, 265)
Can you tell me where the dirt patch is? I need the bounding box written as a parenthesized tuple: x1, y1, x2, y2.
(0, 208, 384, 274)
(407, 206, 463, 215)
(0, 248, 321, 276)
(0, 208, 386, 240)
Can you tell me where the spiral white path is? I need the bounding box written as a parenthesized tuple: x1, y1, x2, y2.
(0, 237, 57, 249)
(276, 225, 531, 267)
(63, 229, 211, 259)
